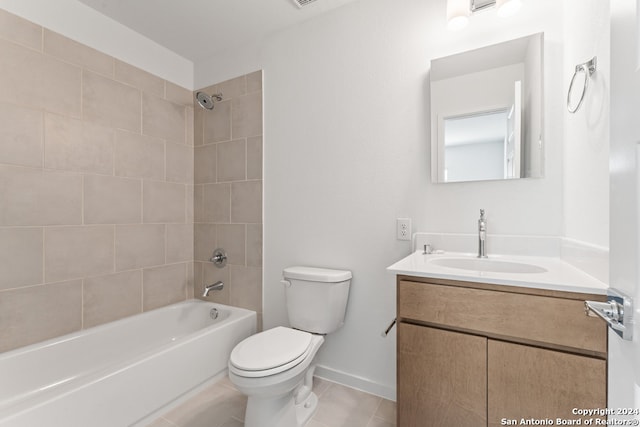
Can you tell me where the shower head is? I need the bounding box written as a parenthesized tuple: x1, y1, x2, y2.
(195, 91, 223, 110)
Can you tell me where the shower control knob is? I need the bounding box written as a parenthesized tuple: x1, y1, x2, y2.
(210, 248, 227, 268)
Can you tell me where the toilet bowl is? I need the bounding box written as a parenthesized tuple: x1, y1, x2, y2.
(228, 266, 351, 427)
(229, 327, 324, 427)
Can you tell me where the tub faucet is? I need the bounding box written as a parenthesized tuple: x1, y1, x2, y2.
(203, 281, 224, 297)
(478, 209, 487, 258)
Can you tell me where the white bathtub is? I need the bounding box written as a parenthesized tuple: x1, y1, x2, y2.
(0, 299, 256, 427)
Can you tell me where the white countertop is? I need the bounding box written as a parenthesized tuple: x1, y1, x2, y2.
(387, 250, 608, 295)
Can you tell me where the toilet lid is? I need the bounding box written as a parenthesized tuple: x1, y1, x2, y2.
(230, 326, 312, 373)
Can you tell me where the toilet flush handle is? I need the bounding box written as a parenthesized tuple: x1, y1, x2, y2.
(281, 279, 291, 288)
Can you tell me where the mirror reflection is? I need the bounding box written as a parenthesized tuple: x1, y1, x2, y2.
(430, 33, 544, 183)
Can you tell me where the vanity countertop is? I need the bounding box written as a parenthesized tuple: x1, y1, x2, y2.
(387, 250, 608, 295)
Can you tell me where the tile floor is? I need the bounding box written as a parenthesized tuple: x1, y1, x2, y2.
(145, 376, 396, 427)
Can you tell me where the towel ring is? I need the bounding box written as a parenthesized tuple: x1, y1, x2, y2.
(567, 56, 597, 114)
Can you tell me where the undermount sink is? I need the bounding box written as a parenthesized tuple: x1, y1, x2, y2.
(429, 257, 548, 274)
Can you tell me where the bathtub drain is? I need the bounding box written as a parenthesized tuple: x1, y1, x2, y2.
(210, 308, 219, 320)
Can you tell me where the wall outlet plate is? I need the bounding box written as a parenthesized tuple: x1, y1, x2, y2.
(396, 218, 411, 241)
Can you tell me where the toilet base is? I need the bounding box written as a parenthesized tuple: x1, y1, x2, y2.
(295, 390, 318, 426)
(244, 390, 319, 427)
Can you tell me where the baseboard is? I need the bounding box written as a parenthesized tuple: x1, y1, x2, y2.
(314, 365, 396, 402)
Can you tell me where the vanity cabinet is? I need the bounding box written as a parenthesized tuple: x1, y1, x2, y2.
(397, 276, 608, 427)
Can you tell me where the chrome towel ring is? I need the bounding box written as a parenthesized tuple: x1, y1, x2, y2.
(567, 56, 597, 114)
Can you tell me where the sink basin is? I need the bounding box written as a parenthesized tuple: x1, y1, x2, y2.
(429, 257, 548, 274)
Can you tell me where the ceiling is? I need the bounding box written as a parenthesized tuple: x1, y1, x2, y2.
(78, 0, 359, 63)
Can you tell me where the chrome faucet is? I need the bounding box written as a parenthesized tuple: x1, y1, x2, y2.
(478, 209, 487, 258)
(202, 281, 224, 297)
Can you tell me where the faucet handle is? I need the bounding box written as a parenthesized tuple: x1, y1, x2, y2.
(423, 244, 433, 255)
(480, 209, 485, 218)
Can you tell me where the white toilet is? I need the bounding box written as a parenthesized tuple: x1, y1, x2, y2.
(228, 266, 352, 427)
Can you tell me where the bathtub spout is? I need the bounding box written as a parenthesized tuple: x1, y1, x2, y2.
(203, 281, 224, 297)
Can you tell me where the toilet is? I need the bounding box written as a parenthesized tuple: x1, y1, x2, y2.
(228, 266, 352, 427)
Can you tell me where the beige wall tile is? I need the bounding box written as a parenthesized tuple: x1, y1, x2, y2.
(186, 184, 195, 223)
(194, 107, 204, 147)
(204, 99, 231, 143)
(44, 30, 113, 77)
(0, 38, 81, 118)
(41, 56, 82, 118)
(215, 76, 247, 100)
(218, 224, 245, 265)
(217, 139, 246, 182)
(166, 82, 193, 106)
(143, 263, 187, 311)
(186, 262, 195, 299)
(45, 226, 114, 282)
(167, 224, 194, 263)
(231, 181, 262, 224)
(0, 103, 43, 168)
(194, 224, 217, 262)
(0, 165, 82, 226)
(193, 185, 204, 223)
(83, 270, 142, 328)
(0, 227, 43, 290)
(115, 60, 164, 97)
(115, 224, 165, 271)
(83, 70, 141, 132)
(203, 183, 231, 223)
(194, 144, 217, 184)
(143, 181, 186, 223)
(44, 113, 114, 175)
(0, 38, 39, 105)
(231, 92, 262, 139)
(166, 143, 193, 184)
(114, 130, 164, 180)
(229, 265, 262, 312)
(246, 224, 263, 267)
(142, 93, 185, 144)
(0, 9, 42, 50)
(246, 70, 263, 93)
(186, 106, 194, 147)
(200, 263, 230, 304)
(84, 174, 142, 224)
(247, 136, 263, 180)
(0, 280, 82, 352)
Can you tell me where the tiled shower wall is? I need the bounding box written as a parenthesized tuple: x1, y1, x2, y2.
(193, 73, 264, 328)
(0, 10, 195, 352)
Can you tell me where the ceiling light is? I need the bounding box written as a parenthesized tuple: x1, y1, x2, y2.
(447, 0, 470, 31)
(496, 0, 522, 18)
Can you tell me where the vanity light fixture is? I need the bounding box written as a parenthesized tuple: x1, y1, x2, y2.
(446, 0, 470, 31)
(447, 0, 522, 31)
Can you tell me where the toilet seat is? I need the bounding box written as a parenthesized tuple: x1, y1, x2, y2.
(230, 327, 313, 378)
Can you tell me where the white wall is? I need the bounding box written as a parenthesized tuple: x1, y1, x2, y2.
(195, 0, 567, 398)
(562, 0, 610, 249)
(0, 0, 193, 89)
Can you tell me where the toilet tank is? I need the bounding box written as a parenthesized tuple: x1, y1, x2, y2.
(282, 266, 352, 334)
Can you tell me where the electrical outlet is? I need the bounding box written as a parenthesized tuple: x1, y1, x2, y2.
(396, 218, 411, 241)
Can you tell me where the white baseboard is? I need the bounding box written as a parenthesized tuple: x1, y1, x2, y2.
(314, 365, 396, 402)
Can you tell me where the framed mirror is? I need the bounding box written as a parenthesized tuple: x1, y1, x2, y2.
(430, 33, 544, 183)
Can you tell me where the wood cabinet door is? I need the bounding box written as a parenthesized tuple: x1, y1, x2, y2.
(488, 340, 607, 427)
(398, 322, 487, 427)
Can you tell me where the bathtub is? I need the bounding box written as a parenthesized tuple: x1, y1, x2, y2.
(0, 299, 256, 427)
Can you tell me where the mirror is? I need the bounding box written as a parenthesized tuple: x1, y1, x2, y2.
(430, 33, 544, 183)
